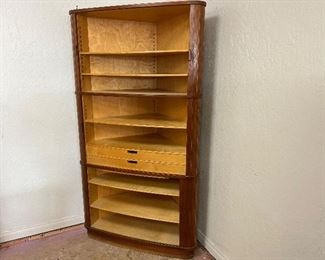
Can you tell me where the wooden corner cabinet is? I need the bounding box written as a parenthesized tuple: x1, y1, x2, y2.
(69, 1, 205, 258)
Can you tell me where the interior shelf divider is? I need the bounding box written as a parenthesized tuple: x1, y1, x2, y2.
(81, 73, 188, 78)
(80, 49, 189, 56)
(85, 113, 186, 129)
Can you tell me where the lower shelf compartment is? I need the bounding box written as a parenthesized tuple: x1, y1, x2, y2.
(90, 191, 179, 223)
(92, 213, 179, 246)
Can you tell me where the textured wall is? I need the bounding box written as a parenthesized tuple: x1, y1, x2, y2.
(198, 1, 325, 260)
(0, 0, 181, 244)
(0, 0, 133, 242)
(1, 1, 324, 259)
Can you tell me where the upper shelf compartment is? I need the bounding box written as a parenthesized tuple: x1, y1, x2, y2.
(76, 4, 190, 97)
(76, 5, 189, 52)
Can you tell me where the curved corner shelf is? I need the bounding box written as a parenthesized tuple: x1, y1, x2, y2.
(80, 49, 189, 56)
(81, 73, 188, 78)
(85, 113, 186, 129)
(80, 89, 187, 98)
(88, 173, 179, 196)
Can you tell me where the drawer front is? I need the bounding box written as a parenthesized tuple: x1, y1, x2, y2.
(87, 155, 186, 175)
(87, 145, 186, 165)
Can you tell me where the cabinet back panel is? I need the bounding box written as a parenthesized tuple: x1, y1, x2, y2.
(157, 54, 188, 74)
(157, 78, 188, 93)
(87, 18, 156, 52)
(91, 96, 156, 119)
(83, 96, 187, 122)
(89, 56, 156, 74)
(93, 125, 156, 140)
(90, 77, 156, 91)
(157, 13, 189, 50)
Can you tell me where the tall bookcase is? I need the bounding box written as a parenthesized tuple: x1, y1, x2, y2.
(70, 1, 205, 258)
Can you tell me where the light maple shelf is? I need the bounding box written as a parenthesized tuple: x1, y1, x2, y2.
(80, 49, 189, 56)
(81, 73, 188, 78)
(85, 113, 186, 129)
(89, 173, 179, 196)
(92, 213, 179, 245)
(88, 133, 186, 154)
(90, 192, 179, 223)
(81, 89, 187, 98)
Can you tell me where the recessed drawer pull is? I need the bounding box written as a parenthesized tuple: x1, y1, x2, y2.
(127, 160, 138, 164)
(127, 150, 138, 154)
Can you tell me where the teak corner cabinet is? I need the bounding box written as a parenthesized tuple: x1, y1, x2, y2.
(69, 1, 205, 258)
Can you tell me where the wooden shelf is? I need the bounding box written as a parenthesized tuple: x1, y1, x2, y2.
(92, 213, 179, 245)
(82, 73, 188, 78)
(80, 89, 187, 98)
(89, 133, 186, 154)
(89, 174, 179, 196)
(80, 50, 189, 56)
(85, 113, 186, 129)
(90, 192, 179, 223)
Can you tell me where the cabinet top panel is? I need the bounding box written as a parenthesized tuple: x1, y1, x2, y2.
(69, 1, 206, 15)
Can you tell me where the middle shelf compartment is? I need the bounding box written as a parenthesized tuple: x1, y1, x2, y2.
(90, 192, 179, 223)
(83, 95, 187, 129)
(83, 95, 187, 175)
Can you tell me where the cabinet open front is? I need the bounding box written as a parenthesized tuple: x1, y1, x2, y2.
(71, 1, 205, 257)
(88, 168, 180, 245)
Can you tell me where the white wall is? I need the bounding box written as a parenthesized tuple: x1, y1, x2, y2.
(198, 1, 325, 260)
(0, 1, 324, 260)
(0, 0, 139, 242)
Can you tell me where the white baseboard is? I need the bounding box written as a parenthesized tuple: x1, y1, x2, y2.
(0, 215, 84, 243)
(197, 229, 229, 260)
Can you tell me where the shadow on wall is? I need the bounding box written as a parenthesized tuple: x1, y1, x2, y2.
(198, 15, 218, 237)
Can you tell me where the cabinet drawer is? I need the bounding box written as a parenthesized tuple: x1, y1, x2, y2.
(87, 155, 186, 175)
(87, 144, 186, 165)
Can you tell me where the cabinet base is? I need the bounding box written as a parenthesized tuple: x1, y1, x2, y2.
(87, 226, 195, 259)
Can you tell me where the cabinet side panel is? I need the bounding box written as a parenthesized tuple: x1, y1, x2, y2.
(186, 4, 204, 177)
(186, 98, 200, 178)
(70, 14, 90, 227)
(179, 177, 197, 247)
(188, 5, 205, 98)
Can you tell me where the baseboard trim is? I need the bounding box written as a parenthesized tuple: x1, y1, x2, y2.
(0, 215, 84, 243)
(197, 229, 229, 260)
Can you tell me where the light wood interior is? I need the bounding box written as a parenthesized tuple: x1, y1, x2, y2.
(76, 5, 189, 94)
(88, 174, 180, 244)
(80, 50, 188, 56)
(91, 191, 179, 223)
(83, 96, 187, 129)
(91, 211, 179, 245)
(81, 89, 187, 97)
(88, 169, 180, 196)
(83, 94, 187, 174)
(77, 4, 191, 245)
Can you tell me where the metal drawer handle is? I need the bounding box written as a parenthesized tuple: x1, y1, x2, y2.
(127, 160, 138, 164)
(127, 150, 138, 154)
